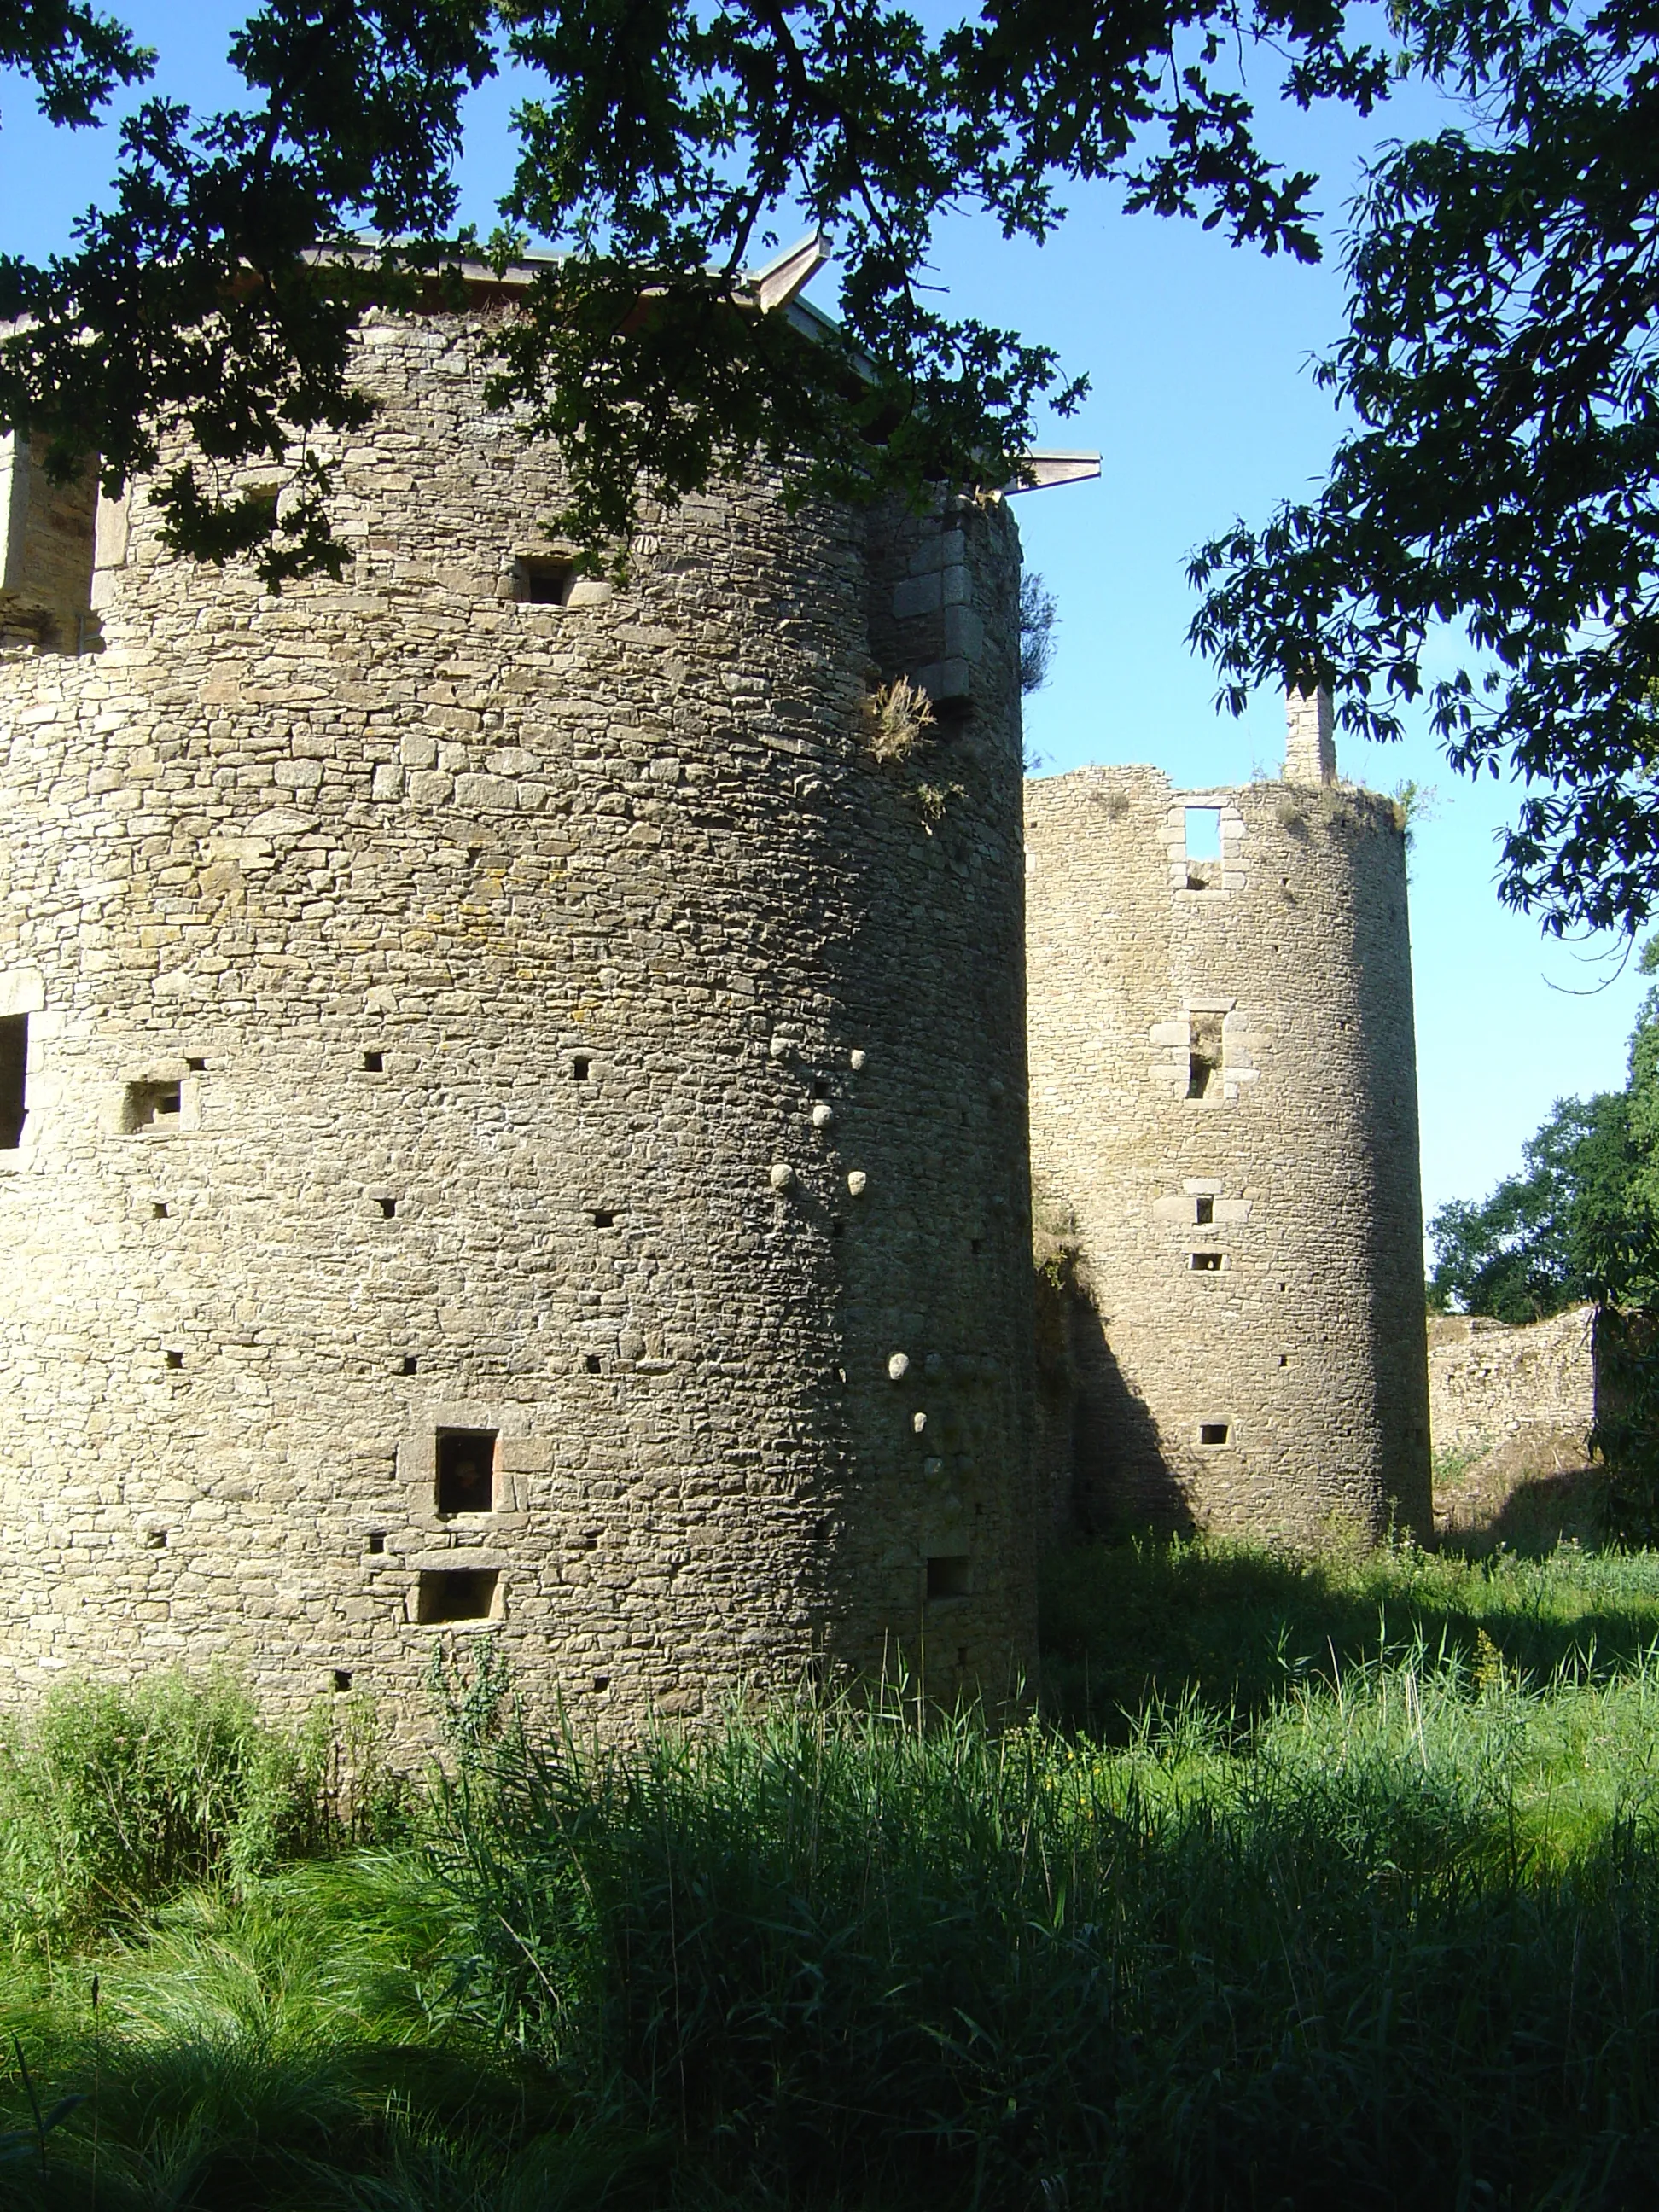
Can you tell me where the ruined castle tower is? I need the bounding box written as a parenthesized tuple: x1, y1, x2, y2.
(0, 283, 1039, 1732)
(1023, 693, 1433, 1541)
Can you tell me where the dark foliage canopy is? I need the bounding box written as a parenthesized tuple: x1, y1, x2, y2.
(0, 0, 1389, 584)
(1189, 0, 1659, 938)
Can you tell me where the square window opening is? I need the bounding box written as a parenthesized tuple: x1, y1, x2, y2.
(123, 1079, 181, 1132)
(514, 556, 579, 606)
(1186, 1013, 1223, 1100)
(184, 1056, 207, 1073)
(143, 1526, 166, 1549)
(367, 1531, 387, 1555)
(1195, 1195, 1214, 1225)
(400, 1354, 418, 1376)
(416, 1567, 500, 1625)
(585, 1353, 602, 1374)
(378, 1196, 398, 1219)
(927, 1553, 971, 1602)
(592, 1208, 614, 1229)
(151, 1202, 169, 1220)
(164, 1348, 184, 1368)
(333, 1668, 353, 1693)
(436, 1428, 497, 1516)
(572, 1055, 590, 1080)
(1190, 1251, 1224, 1272)
(1200, 1422, 1231, 1447)
(363, 1050, 385, 1073)
(1184, 806, 1222, 860)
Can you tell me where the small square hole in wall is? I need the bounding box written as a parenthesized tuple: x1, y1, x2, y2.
(367, 1531, 386, 1555)
(185, 1056, 207, 1073)
(165, 1348, 184, 1369)
(152, 1202, 169, 1220)
(1278, 1353, 1290, 1369)
(592, 1209, 614, 1229)
(123, 1079, 182, 1131)
(514, 555, 578, 605)
(363, 1051, 384, 1073)
(927, 1553, 971, 1602)
(585, 1353, 602, 1374)
(812, 1078, 829, 1098)
(1199, 1422, 1231, 1447)
(143, 1527, 166, 1548)
(1190, 1252, 1224, 1272)
(436, 1429, 497, 1516)
(333, 1669, 353, 1693)
(416, 1567, 500, 1625)
(593, 1674, 611, 1692)
(572, 1056, 590, 1081)
(400, 1354, 418, 1376)
(1195, 1195, 1214, 1225)
(377, 1196, 398, 1219)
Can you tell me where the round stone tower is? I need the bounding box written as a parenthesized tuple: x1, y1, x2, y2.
(1024, 692, 1433, 1543)
(0, 289, 1037, 1734)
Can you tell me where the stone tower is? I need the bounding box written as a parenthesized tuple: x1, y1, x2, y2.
(1023, 695, 1433, 1542)
(0, 284, 1039, 1734)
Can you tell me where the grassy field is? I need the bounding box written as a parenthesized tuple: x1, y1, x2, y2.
(7, 1538, 1659, 2208)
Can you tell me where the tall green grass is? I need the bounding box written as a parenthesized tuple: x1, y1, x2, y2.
(10, 1542, 1659, 2207)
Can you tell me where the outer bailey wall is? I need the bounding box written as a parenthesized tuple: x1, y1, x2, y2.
(0, 306, 1037, 1739)
(1024, 765, 1432, 1542)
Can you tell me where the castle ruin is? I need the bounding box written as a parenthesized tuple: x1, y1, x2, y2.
(0, 274, 1432, 1733)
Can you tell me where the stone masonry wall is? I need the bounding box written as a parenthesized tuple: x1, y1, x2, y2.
(0, 302, 1037, 1743)
(1024, 764, 1433, 1542)
(1428, 1307, 1596, 1464)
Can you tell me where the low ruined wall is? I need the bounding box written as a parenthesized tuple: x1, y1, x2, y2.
(1428, 1307, 1597, 1466)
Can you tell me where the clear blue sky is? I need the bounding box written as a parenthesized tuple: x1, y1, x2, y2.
(3, 12, 1647, 1227)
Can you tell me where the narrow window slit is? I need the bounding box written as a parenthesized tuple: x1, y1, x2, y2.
(1195, 1195, 1214, 1225)
(572, 1056, 590, 1080)
(400, 1354, 418, 1376)
(0, 1014, 25, 1150)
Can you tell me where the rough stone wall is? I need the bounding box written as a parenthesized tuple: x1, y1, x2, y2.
(1024, 763, 1433, 1542)
(1428, 1307, 1596, 1463)
(0, 302, 1037, 1741)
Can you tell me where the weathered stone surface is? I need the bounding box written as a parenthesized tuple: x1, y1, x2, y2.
(0, 306, 1037, 1740)
(1025, 762, 1433, 1543)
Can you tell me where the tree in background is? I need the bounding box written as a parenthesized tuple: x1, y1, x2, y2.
(0, 0, 1392, 585)
(1429, 941, 1659, 1519)
(1189, 0, 1659, 939)
(3, 0, 1656, 940)
(1427, 1090, 1642, 1325)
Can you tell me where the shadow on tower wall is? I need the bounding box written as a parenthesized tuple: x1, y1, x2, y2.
(1034, 1259, 1195, 1540)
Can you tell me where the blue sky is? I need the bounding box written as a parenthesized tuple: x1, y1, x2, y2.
(3, 12, 1648, 1226)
